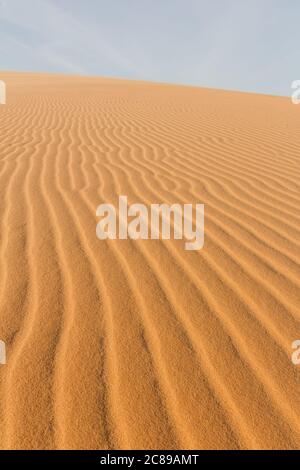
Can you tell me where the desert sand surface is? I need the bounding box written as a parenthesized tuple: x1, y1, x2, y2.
(0, 72, 299, 450)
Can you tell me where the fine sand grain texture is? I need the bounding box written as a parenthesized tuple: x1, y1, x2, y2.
(0, 72, 300, 450)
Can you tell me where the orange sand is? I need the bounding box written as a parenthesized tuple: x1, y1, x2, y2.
(0, 72, 300, 450)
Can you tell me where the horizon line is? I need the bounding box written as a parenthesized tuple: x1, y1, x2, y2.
(0, 69, 289, 99)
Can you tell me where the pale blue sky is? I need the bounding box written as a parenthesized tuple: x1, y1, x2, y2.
(0, 0, 299, 95)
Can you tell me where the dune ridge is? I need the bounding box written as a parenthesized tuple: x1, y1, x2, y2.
(0, 72, 299, 449)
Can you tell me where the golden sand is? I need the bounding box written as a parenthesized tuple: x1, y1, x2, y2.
(0, 72, 299, 450)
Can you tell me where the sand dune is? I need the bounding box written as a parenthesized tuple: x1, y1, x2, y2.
(0, 72, 299, 450)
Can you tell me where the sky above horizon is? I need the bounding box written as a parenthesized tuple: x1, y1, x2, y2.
(0, 0, 299, 96)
